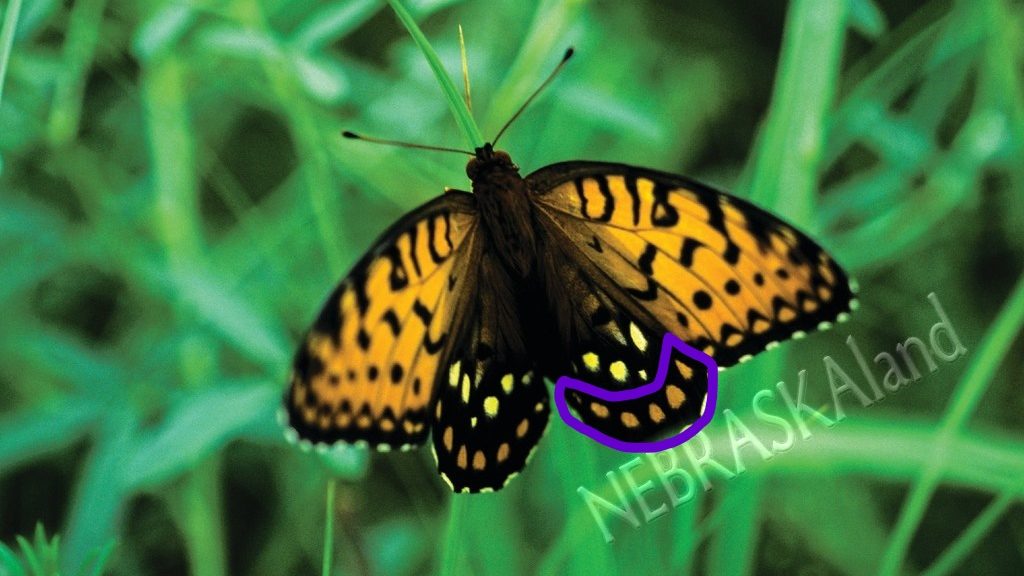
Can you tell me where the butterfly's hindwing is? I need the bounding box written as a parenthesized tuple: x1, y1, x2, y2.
(285, 193, 478, 450)
(535, 238, 710, 442)
(432, 258, 550, 492)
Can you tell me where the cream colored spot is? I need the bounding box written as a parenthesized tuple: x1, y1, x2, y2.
(534, 402, 544, 413)
(457, 446, 468, 469)
(473, 450, 486, 470)
(461, 373, 471, 404)
(649, 403, 665, 423)
(497, 443, 510, 463)
(501, 373, 514, 394)
(666, 385, 686, 409)
(621, 412, 640, 428)
(582, 352, 600, 372)
(443, 426, 453, 451)
(516, 418, 530, 438)
(471, 417, 478, 428)
(484, 396, 499, 417)
(608, 325, 627, 346)
(449, 361, 461, 387)
(629, 323, 648, 352)
(820, 264, 836, 284)
(590, 402, 609, 418)
(638, 369, 648, 381)
(522, 372, 533, 384)
(609, 360, 628, 382)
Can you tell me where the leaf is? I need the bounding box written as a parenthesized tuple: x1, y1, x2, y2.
(386, 0, 484, 148)
(293, 53, 350, 105)
(0, 541, 28, 576)
(0, 399, 101, 472)
(132, 4, 196, 61)
(120, 383, 280, 488)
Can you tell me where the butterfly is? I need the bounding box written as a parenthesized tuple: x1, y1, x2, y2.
(282, 49, 857, 493)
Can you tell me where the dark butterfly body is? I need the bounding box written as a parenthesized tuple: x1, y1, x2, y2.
(284, 143, 857, 493)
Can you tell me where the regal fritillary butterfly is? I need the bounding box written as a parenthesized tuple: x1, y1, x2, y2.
(282, 50, 856, 493)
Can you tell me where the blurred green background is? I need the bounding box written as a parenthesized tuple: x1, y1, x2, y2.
(2, 0, 1023, 574)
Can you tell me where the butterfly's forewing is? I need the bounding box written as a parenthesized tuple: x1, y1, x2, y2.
(431, 257, 549, 492)
(284, 192, 479, 450)
(528, 161, 855, 441)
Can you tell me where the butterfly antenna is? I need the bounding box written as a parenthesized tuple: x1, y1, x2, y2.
(492, 47, 574, 146)
(459, 24, 473, 113)
(342, 131, 475, 156)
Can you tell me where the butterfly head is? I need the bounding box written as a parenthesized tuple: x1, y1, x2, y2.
(467, 143, 519, 182)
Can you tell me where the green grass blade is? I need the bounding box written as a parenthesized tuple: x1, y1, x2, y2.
(437, 497, 467, 576)
(921, 490, 1020, 576)
(386, 0, 484, 149)
(879, 276, 1024, 575)
(322, 480, 336, 576)
(0, 541, 28, 576)
(745, 0, 849, 226)
(0, 0, 22, 106)
(81, 540, 116, 576)
(292, 0, 379, 52)
(481, 0, 587, 137)
(60, 414, 135, 574)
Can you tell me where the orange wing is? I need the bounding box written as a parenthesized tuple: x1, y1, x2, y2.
(527, 162, 856, 443)
(529, 161, 857, 370)
(284, 192, 479, 451)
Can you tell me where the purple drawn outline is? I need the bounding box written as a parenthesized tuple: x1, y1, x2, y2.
(553, 332, 719, 453)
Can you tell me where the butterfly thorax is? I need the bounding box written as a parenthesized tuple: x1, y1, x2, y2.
(467, 144, 538, 278)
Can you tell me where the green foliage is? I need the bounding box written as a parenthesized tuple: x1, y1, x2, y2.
(1, 0, 1023, 574)
(0, 524, 113, 576)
